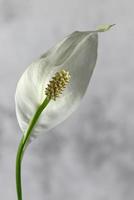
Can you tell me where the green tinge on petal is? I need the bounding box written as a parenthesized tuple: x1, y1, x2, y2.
(96, 24, 115, 32)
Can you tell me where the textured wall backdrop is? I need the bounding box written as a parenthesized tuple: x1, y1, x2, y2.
(0, 0, 134, 199)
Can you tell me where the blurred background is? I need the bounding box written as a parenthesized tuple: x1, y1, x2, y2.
(0, 0, 134, 199)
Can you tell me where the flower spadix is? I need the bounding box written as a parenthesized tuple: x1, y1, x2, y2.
(45, 69, 71, 100)
(15, 25, 113, 137)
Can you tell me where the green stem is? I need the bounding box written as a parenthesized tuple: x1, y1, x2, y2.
(16, 97, 50, 200)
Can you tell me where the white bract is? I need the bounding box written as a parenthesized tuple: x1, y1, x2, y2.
(15, 26, 112, 137)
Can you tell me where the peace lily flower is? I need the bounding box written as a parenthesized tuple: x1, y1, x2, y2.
(15, 24, 114, 138)
(15, 24, 114, 200)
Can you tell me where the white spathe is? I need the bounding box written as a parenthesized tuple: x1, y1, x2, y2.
(15, 28, 109, 137)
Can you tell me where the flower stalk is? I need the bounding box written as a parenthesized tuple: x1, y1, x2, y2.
(16, 97, 50, 200)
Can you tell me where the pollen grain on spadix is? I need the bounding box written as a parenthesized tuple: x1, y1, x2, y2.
(45, 69, 71, 101)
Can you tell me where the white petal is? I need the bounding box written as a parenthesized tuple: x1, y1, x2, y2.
(15, 30, 98, 137)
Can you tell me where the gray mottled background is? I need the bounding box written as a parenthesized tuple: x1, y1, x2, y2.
(0, 0, 134, 199)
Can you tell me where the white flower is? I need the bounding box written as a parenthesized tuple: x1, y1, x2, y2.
(15, 26, 113, 137)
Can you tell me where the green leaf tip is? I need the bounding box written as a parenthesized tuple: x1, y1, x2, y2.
(96, 24, 116, 32)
